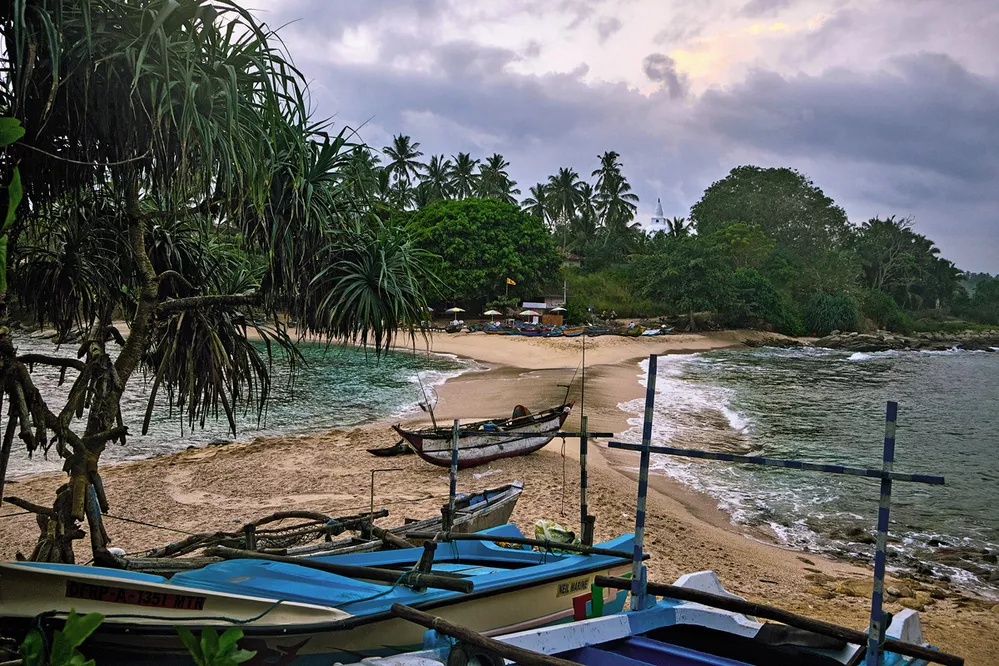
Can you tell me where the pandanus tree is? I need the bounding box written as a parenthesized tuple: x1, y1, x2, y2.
(0, 0, 428, 564)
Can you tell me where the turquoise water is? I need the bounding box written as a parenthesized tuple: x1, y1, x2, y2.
(621, 347, 999, 593)
(6, 336, 468, 476)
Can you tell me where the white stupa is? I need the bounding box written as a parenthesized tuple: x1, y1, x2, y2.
(648, 197, 666, 233)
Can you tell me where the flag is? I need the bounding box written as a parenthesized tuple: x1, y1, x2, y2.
(506, 277, 516, 286)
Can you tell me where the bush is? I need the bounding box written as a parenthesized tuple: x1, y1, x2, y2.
(720, 269, 803, 335)
(803, 292, 862, 336)
(861, 290, 913, 333)
(565, 267, 659, 319)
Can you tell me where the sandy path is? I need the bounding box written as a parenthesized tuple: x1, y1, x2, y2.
(2, 330, 996, 663)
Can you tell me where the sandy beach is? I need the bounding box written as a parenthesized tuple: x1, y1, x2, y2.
(2, 330, 996, 663)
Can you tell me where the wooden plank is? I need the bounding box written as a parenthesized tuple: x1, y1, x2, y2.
(594, 576, 963, 666)
(391, 603, 580, 666)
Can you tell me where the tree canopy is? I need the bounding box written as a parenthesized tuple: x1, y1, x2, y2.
(403, 199, 561, 306)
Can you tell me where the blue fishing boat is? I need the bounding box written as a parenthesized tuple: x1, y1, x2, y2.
(0, 525, 634, 664)
(357, 571, 956, 666)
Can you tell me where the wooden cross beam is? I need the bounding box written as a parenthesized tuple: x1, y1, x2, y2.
(610, 354, 946, 666)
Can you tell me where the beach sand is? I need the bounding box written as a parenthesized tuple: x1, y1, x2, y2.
(2, 330, 996, 663)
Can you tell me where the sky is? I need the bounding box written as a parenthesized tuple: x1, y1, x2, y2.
(251, 0, 998, 272)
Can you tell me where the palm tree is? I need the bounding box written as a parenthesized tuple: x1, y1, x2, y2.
(421, 154, 454, 203)
(596, 172, 640, 232)
(667, 217, 691, 238)
(546, 167, 585, 226)
(591, 150, 623, 191)
(383, 134, 425, 201)
(0, 0, 429, 563)
(521, 183, 549, 223)
(450, 152, 480, 199)
(567, 183, 600, 253)
(477, 153, 520, 203)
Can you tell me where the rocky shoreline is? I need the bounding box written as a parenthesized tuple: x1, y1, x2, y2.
(811, 329, 999, 353)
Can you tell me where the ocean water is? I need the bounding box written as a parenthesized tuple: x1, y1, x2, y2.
(619, 347, 999, 594)
(5, 335, 469, 477)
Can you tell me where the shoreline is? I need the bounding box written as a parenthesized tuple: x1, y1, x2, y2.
(2, 330, 997, 663)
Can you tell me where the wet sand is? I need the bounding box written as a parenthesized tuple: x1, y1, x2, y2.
(2, 330, 996, 663)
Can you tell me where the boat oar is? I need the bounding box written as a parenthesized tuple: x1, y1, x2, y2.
(391, 603, 579, 666)
(204, 546, 473, 594)
(405, 531, 646, 560)
(595, 576, 963, 666)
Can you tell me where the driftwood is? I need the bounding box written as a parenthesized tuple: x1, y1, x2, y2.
(390, 604, 578, 666)
(146, 509, 389, 558)
(205, 546, 474, 594)
(371, 524, 414, 550)
(595, 576, 963, 666)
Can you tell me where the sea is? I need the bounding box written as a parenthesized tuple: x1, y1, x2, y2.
(619, 347, 999, 595)
(4, 335, 470, 478)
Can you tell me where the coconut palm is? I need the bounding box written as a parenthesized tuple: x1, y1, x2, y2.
(422, 154, 454, 202)
(546, 167, 585, 225)
(450, 152, 480, 199)
(667, 216, 691, 238)
(591, 150, 623, 191)
(0, 0, 429, 563)
(383, 134, 425, 201)
(477, 153, 520, 203)
(521, 183, 549, 223)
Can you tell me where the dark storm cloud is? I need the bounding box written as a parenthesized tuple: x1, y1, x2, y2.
(257, 2, 999, 271)
(597, 17, 623, 43)
(642, 53, 689, 99)
(738, 0, 794, 18)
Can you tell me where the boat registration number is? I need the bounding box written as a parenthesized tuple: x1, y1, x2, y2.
(65, 581, 207, 610)
(556, 577, 590, 597)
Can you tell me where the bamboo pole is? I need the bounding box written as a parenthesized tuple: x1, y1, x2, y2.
(204, 546, 473, 594)
(594, 576, 963, 666)
(391, 603, 580, 666)
(404, 531, 643, 560)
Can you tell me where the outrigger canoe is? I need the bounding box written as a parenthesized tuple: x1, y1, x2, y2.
(0, 525, 633, 665)
(357, 571, 948, 666)
(393, 402, 574, 469)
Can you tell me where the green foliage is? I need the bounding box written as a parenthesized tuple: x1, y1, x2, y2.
(966, 276, 999, 325)
(690, 166, 856, 296)
(404, 198, 561, 304)
(176, 626, 256, 666)
(722, 269, 803, 335)
(634, 236, 731, 329)
(803, 292, 862, 336)
(861, 289, 913, 333)
(708, 223, 775, 269)
(565, 267, 659, 319)
(0, 116, 24, 294)
(21, 610, 104, 666)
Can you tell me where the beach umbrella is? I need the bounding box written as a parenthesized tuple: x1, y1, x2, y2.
(483, 309, 502, 320)
(520, 310, 540, 317)
(550, 306, 567, 312)
(445, 306, 465, 324)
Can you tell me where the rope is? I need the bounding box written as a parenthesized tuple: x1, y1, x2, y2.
(0, 511, 31, 519)
(103, 513, 195, 536)
(334, 571, 410, 609)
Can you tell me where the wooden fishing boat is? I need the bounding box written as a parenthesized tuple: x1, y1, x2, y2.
(0, 525, 634, 665)
(393, 402, 574, 468)
(283, 482, 525, 557)
(359, 571, 955, 666)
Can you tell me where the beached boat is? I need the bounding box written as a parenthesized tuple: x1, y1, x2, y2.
(0, 524, 634, 665)
(357, 571, 954, 666)
(393, 402, 574, 469)
(283, 481, 525, 557)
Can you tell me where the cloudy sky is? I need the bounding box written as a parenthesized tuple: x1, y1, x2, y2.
(252, 0, 998, 272)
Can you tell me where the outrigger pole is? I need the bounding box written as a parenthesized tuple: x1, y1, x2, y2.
(610, 353, 948, 666)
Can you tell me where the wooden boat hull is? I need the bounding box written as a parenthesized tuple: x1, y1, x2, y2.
(0, 526, 632, 665)
(393, 403, 573, 469)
